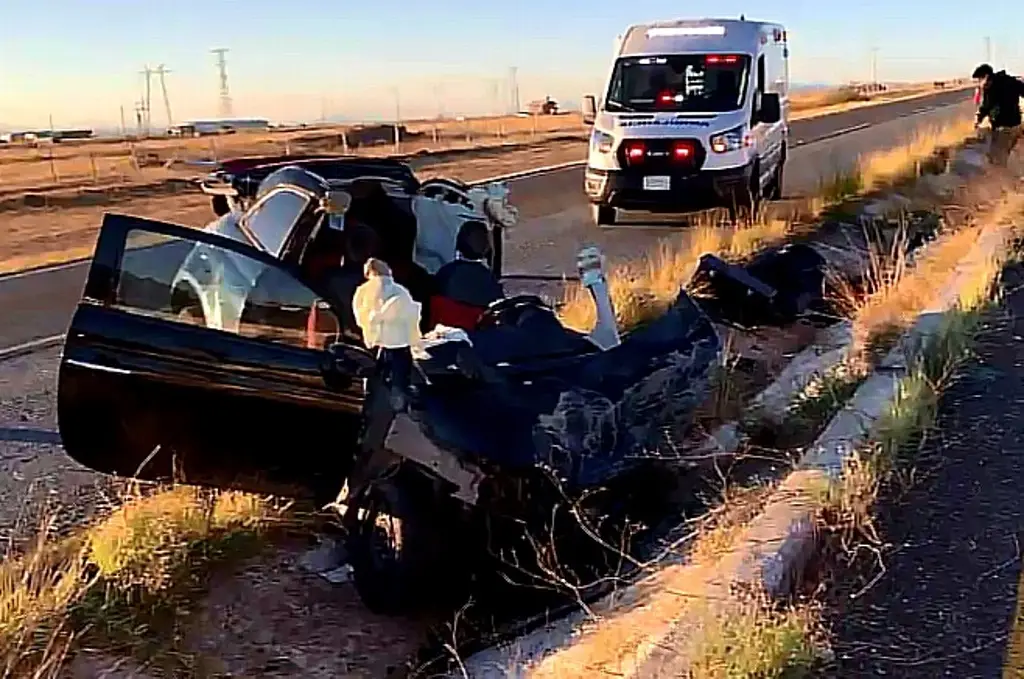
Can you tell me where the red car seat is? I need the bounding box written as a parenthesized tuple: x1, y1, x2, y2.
(428, 220, 503, 331)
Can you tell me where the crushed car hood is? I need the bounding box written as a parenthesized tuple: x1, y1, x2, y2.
(409, 290, 721, 488)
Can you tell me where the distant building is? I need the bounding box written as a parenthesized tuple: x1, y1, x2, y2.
(0, 129, 93, 143)
(169, 118, 271, 137)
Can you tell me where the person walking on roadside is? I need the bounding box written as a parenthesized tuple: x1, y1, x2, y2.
(973, 63, 1024, 166)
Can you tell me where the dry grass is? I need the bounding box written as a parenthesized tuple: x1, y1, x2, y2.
(858, 117, 976, 191)
(789, 86, 875, 113)
(847, 191, 1024, 359)
(0, 485, 284, 676)
(686, 593, 821, 679)
(790, 83, 970, 122)
(818, 115, 976, 203)
(557, 214, 793, 333)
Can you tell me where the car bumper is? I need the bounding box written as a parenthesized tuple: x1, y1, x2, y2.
(584, 164, 753, 211)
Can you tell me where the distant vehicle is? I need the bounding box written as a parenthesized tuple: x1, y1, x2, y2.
(581, 17, 789, 226)
(527, 97, 560, 115)
(55, 158, 724, 615)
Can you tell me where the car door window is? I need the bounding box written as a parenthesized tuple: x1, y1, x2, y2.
(114, 227, 341, 350)
(242, 188, 310, 256)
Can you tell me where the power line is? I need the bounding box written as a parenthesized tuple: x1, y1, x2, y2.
(211, 48, 233, 118)
(139, 65, 153, 135)
(154, 64, 173, 128)
(509, 66, 520, 114)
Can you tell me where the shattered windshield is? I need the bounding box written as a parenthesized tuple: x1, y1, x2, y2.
(605, 54, 750, 113)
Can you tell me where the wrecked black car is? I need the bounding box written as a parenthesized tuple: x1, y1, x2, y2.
(56, 159, 725, 615)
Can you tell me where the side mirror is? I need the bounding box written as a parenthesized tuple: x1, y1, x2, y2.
(582, 95, 597, 125)
(758, 93, 782, 124)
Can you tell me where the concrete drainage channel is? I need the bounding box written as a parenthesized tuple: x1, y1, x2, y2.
(448, 140, 1018, 677)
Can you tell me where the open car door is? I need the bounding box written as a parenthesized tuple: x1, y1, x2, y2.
(57, 213, 374, 504)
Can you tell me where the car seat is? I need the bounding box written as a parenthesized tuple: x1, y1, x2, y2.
(302, 215, 348, 284)
(429, 220, 504, 331)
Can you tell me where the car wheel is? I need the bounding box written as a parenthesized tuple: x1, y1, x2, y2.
(591, 203, 616, 227)
(347, 471, 460, 615)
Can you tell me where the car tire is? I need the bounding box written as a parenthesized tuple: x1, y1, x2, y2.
(592, 203, 617, 227)
(347, 470, 459, 615)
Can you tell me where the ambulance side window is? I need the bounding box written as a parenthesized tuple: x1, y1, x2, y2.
(753, 54, 767, 127)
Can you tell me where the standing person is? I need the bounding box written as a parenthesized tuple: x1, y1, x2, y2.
(973, 63, 1024, 166)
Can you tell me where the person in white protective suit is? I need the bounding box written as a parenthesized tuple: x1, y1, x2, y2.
(353, 258, 423, 350)
(352, 258, 423, 403)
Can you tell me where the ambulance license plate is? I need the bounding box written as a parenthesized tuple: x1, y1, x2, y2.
(643, 176, 671, 191)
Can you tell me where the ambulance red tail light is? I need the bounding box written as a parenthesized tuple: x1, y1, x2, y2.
(672, 141, 695, 162)
(624, 141, 646, 163)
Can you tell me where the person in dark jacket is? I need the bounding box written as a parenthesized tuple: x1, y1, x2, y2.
(973, 63, 1024, 166)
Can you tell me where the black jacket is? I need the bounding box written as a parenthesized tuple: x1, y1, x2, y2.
(978, 70, 1024, 128)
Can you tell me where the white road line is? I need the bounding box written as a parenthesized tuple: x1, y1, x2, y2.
(0, 161, 589, 285)
(0, 334, 65, 362)
(830, 122, 872, 137)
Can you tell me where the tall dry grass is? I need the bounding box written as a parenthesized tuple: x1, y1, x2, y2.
(558, 214, 793, 333)
(0, 486, 283, 675)
(847, 191, 1024, 357)
(858, 117, 976, 191)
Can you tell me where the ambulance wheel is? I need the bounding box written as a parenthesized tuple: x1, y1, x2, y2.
(767, 157, 785, 200)
(747, 162, 764, 212)
(592, 204, 617, 227)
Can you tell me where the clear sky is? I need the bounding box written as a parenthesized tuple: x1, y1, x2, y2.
(0, 0, 1015, 129)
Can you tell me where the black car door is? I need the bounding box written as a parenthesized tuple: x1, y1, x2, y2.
(57, 212, 374, 505)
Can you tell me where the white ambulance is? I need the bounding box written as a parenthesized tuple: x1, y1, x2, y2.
(582, 17, 790, 226)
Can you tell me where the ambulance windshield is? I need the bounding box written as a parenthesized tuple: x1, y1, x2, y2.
(605, 54, 750, 113)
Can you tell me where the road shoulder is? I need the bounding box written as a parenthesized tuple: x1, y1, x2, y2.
(820, 264, 1024, 677)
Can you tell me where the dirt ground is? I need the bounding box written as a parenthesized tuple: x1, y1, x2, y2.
(0, 138, 587, 275)
(0, 114, 585, 197)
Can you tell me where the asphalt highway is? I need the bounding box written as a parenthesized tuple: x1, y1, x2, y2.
(0, 87, 973, 354)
